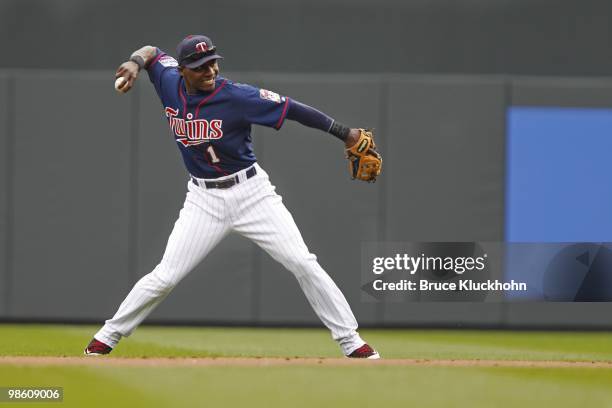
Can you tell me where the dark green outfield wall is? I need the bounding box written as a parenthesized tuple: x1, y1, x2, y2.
(1, 0, 611, 76)
(1, 68, 611, 327)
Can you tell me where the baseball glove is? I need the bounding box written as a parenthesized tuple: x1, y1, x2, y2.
(345, 129, 382, 182)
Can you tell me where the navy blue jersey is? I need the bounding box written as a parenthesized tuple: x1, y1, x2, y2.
(146, 49, 290, 178)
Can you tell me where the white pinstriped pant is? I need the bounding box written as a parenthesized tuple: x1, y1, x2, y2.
(95, 163, 365, 355)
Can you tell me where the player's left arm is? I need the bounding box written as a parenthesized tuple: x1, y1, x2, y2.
(286, 99, 382, 182)
(239, 84, 362, 147)
(241, 84, 381, 181)
(285, 99, 361, 147)
(239, 85, 358, 145)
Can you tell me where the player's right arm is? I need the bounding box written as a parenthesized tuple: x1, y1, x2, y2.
(114, 46, 157, 93)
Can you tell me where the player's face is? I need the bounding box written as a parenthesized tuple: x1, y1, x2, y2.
(179, 60, 220, 93)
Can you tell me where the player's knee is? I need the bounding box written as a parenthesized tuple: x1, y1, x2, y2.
(149, 265, 182, 293)
(283, 253, 318, 278)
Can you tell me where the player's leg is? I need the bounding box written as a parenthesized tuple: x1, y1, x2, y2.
(230, 165, 368, 356)
(93, 181, 230, 348)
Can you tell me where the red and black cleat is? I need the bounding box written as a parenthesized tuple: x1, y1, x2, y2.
(347, 343, 380, 359)
(84, 338, 113, 356)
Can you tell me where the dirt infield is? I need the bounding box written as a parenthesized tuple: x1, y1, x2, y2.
(1, 356, 612, 368)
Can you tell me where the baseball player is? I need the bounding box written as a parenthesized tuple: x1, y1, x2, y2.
(84, 35, 382, 359)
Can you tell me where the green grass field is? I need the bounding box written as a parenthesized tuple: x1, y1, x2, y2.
(1, 324, 612, 407)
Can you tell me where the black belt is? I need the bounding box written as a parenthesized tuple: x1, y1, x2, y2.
(192, 166, 257, 189)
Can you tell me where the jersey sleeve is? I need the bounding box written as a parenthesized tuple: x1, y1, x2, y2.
(146, 48, 180, 100)
(238, 84, 290, 130)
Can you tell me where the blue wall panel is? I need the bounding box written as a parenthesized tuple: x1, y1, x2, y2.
(506, 107, 612, 242)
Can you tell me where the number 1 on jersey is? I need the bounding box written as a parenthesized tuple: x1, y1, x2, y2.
(206, 145, 220, 163)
